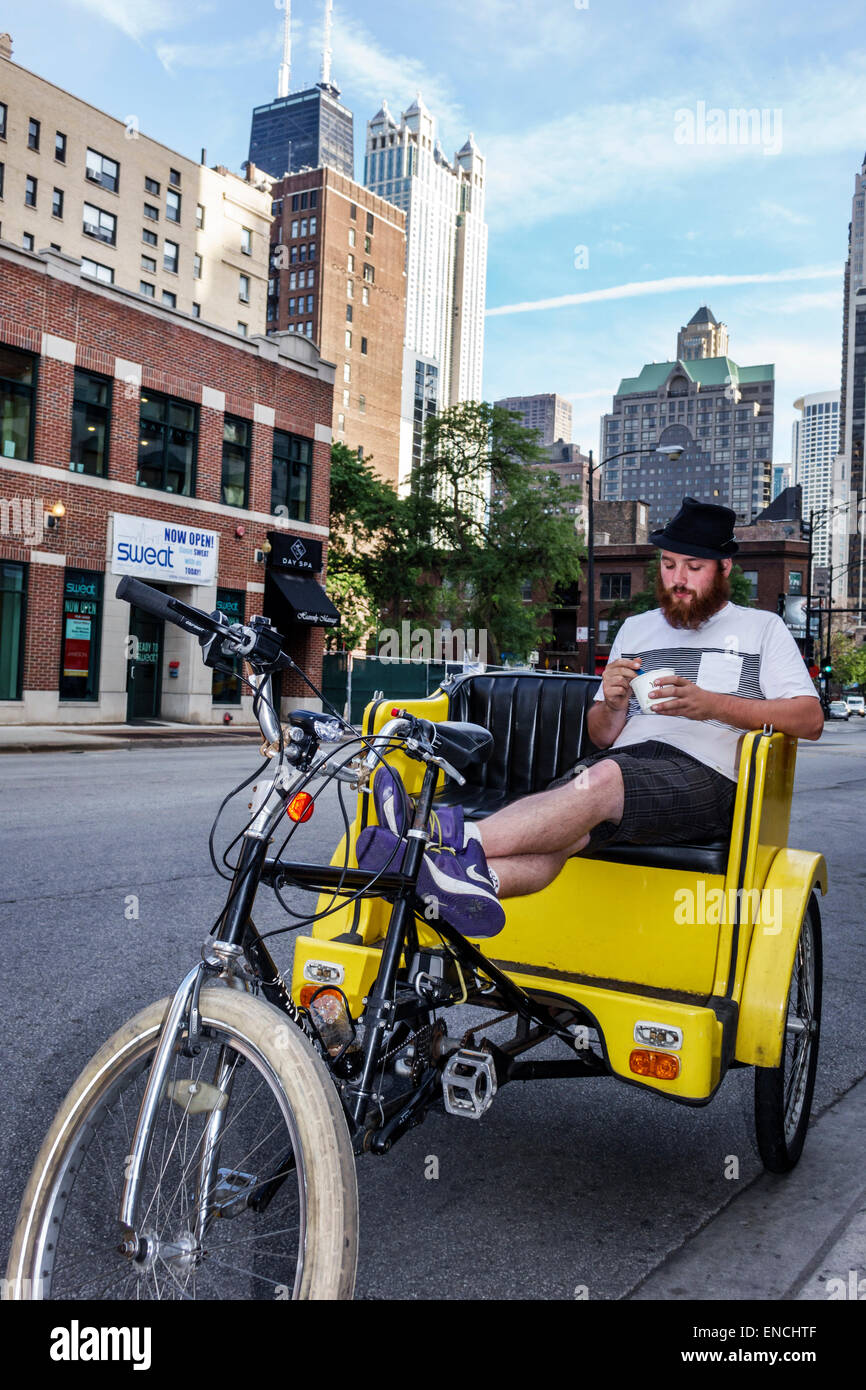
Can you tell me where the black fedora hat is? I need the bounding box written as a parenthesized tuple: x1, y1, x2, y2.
(649, 496, 739, 560)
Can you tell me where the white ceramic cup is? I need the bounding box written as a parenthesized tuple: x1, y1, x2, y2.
(631, 666, 676, 714)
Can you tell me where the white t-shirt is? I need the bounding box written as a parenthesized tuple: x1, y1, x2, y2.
(593, 602, 820, 781)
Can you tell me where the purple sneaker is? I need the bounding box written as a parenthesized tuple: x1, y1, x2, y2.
(356, 824, 504, 939)
(372, 766, 465, 850)
(416, 838, 505, 939)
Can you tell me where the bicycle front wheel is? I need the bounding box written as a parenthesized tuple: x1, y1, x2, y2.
(6, 985, 358, 1300)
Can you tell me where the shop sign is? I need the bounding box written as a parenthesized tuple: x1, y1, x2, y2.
(111, 513, 219, 585)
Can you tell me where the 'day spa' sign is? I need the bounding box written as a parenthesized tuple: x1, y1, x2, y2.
(111, 513, 219, 586)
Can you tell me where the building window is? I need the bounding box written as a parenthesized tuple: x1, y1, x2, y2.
(342, 389, 350, 407)
(52, 187, 63, 218)
(359, 394, 366, 414)
(600, 573, 631, 600)
(288, 298, 296, 316)
(0, 344, 37, 460)
(305, 322, 312, 337)
(347, 253, 355, 272)
(143, 202, 159, 221)
(742, 570, 759, 600)
(239, 274, 250, 303)
(81, 257, 114, 284)
(83, 202, 116, 245)
(240, 226, 252, 256)
(28, 118, 40, 151)
(212, 589, 245, 703)
(221, 415, 251, 507)
(169, 168, 181, 187)
(139, 281, 155, 298)
(166, 188, 181, 222)
(192, 302, 201, 318)
(788, 571, 803, 595)
(350, 202, 357, 220)
(162, 289, 176, 307)
(362, 286, 369, 305)
(271, 429, 312, 522)
(70, 368, 112, 477)
(307, 268, 314, 288)
(144, 176, 160, 194)
(163, 239, 179, 273)
(306, 295, 313, 313)
(142, 227, 157, 246)
(345, 330, 352, 348)
(0, 103, 6, 139)
(85, 148, 119, 193)
(300, 191, 308, 209)
(310, 189, 317, 208)
(348, 228, 356, 247)
(237, 322, 248, 337)
(291, 194, 299, 211)
(347, 278, 353, 298)
(300, 218, 308, 236)
(59, 569, 103, 702)
(55, 131, 66, 162)
(137, 390, 197, 495)
(141, 254, 156, 273)
(0, 163, 4, 197)
(346, 304, 353, 322)
(366, 211, 374, 233)
(309, 216, 317, 234)
(337, 413, 345, 431)
(0, 562, 27, 701)
(308, 242, 316, 261)
(195, 203, 204, 229)
(362, 263, 374, 283)
(25, 175, 37, 207)
(361, 337, 368, 355)
(343, 363, 351, 383)
(364, 235, 371, 253)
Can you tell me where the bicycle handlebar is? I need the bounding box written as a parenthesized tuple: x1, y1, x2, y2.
(116, 576, 226, 639)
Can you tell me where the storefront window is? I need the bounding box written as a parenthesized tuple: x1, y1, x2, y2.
(271, 430, 312, 522)
(0, 562, 27, 700)
(221, 416, 251, 509)
(137, 390, 198, 496)
(70, 369, 112, 476)
(59, 569, 103, 701)
(212, 588, 244, 704)
(0, 345, 37, 461)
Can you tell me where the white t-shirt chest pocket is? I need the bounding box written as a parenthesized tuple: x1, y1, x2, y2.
(696, 651, 743, 694)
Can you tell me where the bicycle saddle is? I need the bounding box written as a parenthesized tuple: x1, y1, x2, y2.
(427, 720, 494, 773)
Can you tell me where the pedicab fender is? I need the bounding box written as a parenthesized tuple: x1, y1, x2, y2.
(733, 850, 827, 1068)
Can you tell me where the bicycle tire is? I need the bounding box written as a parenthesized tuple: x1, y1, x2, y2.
(5, 985, 358, 1300)
(753, 895, 822, 1174)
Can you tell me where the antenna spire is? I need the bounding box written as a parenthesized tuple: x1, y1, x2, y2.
(320, 0, 333, 86)
(278, 0, 291, 98)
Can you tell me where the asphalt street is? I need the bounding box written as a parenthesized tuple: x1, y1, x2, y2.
(0, 720, 864, 1300)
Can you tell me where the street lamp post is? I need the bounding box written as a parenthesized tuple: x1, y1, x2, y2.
(585, 443, 684, 676)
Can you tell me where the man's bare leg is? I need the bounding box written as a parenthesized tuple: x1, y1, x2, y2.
(479, 760, 625, 899)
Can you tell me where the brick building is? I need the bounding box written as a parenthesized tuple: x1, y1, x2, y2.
(267, 168, 406, 487)
(0, 243, 336, 724)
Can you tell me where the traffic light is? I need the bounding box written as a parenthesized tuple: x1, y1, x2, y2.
(776, 593, 786, 617)
(822, 663, 833, 678)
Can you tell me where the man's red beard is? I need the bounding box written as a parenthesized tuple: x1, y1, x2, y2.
(656, 562, 730, 630)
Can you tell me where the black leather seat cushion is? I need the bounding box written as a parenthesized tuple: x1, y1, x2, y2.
(436, 671, 731, 875)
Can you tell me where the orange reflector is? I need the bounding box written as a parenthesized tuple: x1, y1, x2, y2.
(629, 1048, 680, 1080)
(286, 791, 314, 823)
(300, 983, 342, 1010)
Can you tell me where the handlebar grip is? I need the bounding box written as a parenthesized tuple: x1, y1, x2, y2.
(116, 576, 223, 638)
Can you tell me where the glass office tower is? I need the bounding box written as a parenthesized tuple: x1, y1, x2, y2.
(248, 83, 353, 180)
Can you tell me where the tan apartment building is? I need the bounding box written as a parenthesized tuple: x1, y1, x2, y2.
(268, 167, 406, 487)
(0, 35, 272, 334)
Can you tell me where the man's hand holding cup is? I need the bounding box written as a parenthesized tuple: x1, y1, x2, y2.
(601, 658, 643, 712)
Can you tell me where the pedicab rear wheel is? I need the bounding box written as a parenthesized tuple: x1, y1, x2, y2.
(754, 895, 822, 1173)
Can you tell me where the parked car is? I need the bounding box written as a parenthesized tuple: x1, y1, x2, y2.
(828, 700, 851, 720)
(845, 695, 865, 717)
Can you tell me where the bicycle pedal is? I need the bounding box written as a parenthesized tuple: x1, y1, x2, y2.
(165, 1079, 228, 1114)
(212, 1168, 257, 1217)
(441, 1048, 497, 1120)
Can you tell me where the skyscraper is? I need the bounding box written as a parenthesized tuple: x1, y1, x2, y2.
(247, 0, 353, 180)
(364, 96, 488, 485)
(792, 392, 840, 569)
(494, 393, 573, 446)
(676, 306, 729, 361)
(836, 150, 866, 601)
(600, 310, 774, 527)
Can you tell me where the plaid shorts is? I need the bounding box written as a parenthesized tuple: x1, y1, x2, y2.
(560, 740, 737, 852)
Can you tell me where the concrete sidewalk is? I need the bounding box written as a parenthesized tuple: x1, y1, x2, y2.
(629, 1074, 866, 1301)
(0, 721, 263, 753)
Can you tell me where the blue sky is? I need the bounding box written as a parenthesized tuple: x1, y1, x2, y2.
(13, 0, 866, 461)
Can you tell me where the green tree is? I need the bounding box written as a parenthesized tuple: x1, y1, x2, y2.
(413, 402, 584, 662)
(830, 631, 866, 689)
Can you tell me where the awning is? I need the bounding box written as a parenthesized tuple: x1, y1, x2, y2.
(266, 571, 340, 628)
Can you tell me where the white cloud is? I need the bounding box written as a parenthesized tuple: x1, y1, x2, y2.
(66, 0, 208, 42)
(758, 200, 811, 228)
(488, 267, 840, 317)
(157, 27, 278, 74)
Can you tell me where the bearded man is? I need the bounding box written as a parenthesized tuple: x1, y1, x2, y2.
(361, 497, 824, 936)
